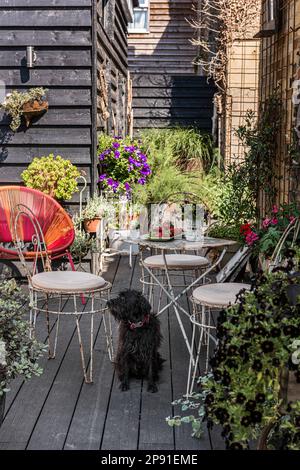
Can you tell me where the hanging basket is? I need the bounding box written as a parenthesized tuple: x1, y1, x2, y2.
(22, 98, 48, 127)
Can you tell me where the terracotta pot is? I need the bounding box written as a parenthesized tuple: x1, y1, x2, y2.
(22, 98, 48, 127)
(0, 393, 5, 427)
(84, 217, 101, 233)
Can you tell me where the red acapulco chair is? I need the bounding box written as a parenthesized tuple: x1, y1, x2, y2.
(0, 185, 76, 270)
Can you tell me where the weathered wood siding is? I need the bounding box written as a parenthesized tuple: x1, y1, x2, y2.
(259, 0, 300, 212)
(128, 0, 215, 133)
(0, 0, 95, 202)
(96, 0, 132, 138)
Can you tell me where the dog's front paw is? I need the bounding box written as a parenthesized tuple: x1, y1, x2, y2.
(120, 382, 130, 392)
(147, 383, 158, 393)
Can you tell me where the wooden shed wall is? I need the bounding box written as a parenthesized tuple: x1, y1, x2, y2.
(259, 0, 300, 212)
(96, 0, 131, 139)
(128, 0, 215, 133)
(0, 0, 95, 204)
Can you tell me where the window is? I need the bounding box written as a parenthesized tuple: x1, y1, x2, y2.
(128, 0, 149, 33)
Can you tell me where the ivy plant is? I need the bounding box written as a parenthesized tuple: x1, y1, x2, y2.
(167, 252, 300, 450)
(0, 278, 45, 397)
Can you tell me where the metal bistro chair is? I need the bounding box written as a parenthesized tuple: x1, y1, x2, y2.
(186, 246, 252, 396)
(186, 218, 300, 396)
(12, 203, 114, 384)
(140, 193, 212, 357)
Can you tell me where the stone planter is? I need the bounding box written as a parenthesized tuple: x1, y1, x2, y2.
(0, 393, 5, 427)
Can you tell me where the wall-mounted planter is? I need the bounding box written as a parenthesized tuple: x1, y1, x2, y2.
(22, 98, 49, 127)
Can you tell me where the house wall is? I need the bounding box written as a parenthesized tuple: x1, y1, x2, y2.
(128, 0, 216, 134)
(0, 0, 132, 207)
(259, 0, 300, 212)
(0, 0, 95, 205)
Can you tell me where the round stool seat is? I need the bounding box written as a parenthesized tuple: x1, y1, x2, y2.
(31, 271, 107, 293)
(144, 254, 210, 270)
(192, 283, 251, 308)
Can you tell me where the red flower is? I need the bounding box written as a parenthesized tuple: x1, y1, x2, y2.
(240, 223, 252, 236)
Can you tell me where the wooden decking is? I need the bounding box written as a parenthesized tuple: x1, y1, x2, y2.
(0, 255, 223, 451)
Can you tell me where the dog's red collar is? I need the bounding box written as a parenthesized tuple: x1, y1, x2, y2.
(128, 314, 150, 331)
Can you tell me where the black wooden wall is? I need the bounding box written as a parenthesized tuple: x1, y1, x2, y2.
(132, 75, 216, 133)
(0, 0, 95, 204)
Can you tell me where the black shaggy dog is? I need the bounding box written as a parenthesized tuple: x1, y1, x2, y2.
(107, 289, 164, 392)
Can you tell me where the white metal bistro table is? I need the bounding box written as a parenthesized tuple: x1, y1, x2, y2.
(120, 235, 237, 360)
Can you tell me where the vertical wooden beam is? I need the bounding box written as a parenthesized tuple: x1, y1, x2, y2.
(92, 0, 99, 194)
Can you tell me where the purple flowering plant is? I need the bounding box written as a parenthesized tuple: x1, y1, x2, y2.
(97, 133, 151, 195)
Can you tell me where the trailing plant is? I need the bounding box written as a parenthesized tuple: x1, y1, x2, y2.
(235, 93, 282, 213)
(1, 87, 47, 132)
(22, 154, 80, 201)
(167, 259, 300, 450)
(98, 134, 152, 195)
(0, 278, 45, 397)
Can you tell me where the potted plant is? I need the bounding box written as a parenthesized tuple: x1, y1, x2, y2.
(81, 194, 114, 234)
(69, 227, 96, 263)
(1, 87, 48, 131)
(97, 133, 152, 196)
(167, 254, 300, 450)
(21, 154, 80, 201)
(240, 204, 300, 270)
(0, 279, 45, 427)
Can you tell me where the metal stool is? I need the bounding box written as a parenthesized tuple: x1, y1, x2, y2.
(186, 283, 251, 396)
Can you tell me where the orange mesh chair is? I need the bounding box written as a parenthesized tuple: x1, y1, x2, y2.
(0, 186, 75, 268)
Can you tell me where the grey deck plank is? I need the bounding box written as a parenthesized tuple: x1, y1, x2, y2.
(25, 261, 118, 450)
(170, 272, 211, 451)
(100, 255, 143, 451)
(0, 300, 81, 450)
(64, 256, 130, 450)
(138, 262, 174, 451)
(0, 255, 225, 451)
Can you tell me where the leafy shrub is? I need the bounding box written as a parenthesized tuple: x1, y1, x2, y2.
(0, 279, 45, 397)
(22, 154, 80, 201)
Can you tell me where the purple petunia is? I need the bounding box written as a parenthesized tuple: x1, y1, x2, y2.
(124, 145, 135, 153)
(99, 153, 105, 161)
(107, 178, 114, 187)
(124, 182, 131, 192)
(114, 151, 120, 159)
(138, 177, 146, 185)
(99, 174, 107, 181)
(113, 142, 120, 149)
